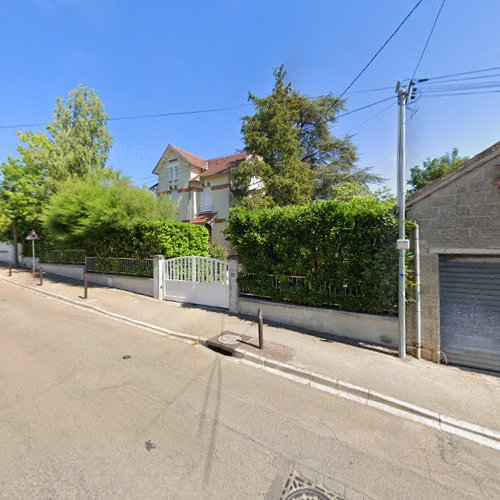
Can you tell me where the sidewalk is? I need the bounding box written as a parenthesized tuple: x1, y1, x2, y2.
(2, 267, 500, 435)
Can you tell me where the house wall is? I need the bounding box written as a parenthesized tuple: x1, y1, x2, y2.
(207, 173, 231, 248)
(154, 148, 234, 249)
(406, 149, 500, 362)
(157, 149, 196, 221)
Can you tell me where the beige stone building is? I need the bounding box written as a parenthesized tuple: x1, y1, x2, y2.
(152, 145, 250, 248)
(406, 141, 500, 372)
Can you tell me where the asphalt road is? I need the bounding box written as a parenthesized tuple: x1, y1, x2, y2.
(1, 281, 499, 499)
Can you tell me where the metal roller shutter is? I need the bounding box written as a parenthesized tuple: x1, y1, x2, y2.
(439, 258, 500, 372)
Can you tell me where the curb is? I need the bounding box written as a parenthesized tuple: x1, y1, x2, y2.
(2, 274, 500, 451)
(233, 349, 500, 450)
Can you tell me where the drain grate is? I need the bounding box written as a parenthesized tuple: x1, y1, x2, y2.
(280, 471, 340, 500)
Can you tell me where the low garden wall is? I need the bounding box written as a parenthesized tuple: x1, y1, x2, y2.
(238, 296, 398, 347)
(25, 262, 154, 297)
(0, 242, 22, 264)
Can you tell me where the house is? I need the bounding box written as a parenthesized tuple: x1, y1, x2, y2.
(406, 141, 500, 372)
(152, 145, 250, 248)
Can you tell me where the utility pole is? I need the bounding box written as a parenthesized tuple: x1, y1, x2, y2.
(395, 80, 413, 359)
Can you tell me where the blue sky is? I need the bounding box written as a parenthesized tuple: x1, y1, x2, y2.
(1, 0, 499, 191)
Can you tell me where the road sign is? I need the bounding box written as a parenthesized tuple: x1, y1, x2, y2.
(26, 230, 40, 241)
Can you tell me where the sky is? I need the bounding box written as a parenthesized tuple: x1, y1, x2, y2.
(0, 0, 499, 191)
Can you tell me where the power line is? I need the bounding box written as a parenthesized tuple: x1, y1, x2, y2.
(416, 65, 500, 82)
(419, 89, 500, 97)
(345, 102, 396, 134)
(108, 105, 247, 122)
(339, 0, 425, 97)
(337, 96, 395, 118)
(418, 72, 500, 84)
(418, 80, 500, 92)
(0, 121, 44, 130)
(411, 0, 446, 80)
(0, 105, 249, 130)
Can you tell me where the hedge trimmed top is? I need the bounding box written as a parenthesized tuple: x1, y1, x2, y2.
(226, 198, 400, 314)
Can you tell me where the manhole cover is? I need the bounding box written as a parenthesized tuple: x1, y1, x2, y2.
(285, 487, 331, 500)
(217, 334, 242, 345)
(281, 471, 338, 500)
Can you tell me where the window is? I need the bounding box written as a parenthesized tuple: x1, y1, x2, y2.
(168, 159, 179, 180)
(200, 186, 213, 212)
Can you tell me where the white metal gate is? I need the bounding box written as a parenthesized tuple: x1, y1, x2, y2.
(162, 256, 229, 309)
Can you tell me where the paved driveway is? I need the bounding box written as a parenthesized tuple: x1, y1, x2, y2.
(1, 282, 499, 499)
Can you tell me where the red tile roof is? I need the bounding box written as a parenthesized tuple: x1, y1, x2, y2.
(170, 145, 207, 170)
(153, 144, 249, 177)
(191, 213, 216, 224)
(202, 153, 248, 177)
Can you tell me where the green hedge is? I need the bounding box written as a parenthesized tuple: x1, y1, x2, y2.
(41, 220, 209, 260)
(226, 199, 400, 315)
(119, 220, 210, 259)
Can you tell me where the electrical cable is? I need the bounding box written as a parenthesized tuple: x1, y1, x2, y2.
(0, 104, 249, 130)
(416, 65, 500, 82)
(339, 0, 425, 97)
(345, 102, 396, 134)
(411, 0, 446, 80)
(336, 96, 395, 118)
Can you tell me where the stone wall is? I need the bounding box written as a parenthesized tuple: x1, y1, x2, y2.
(406, 144, 500, 361)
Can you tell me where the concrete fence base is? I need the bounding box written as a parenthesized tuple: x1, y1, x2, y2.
(238, 296, 398, 347)
(19, 262, 154, 297)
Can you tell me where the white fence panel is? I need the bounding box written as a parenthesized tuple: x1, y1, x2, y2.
(163, 256, 229, 309)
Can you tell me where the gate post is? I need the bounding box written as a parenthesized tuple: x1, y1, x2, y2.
(228, 256, 240, 314)
(153, 255, 165, 300)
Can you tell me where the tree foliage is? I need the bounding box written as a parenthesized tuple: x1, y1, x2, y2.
(0, 85, 113, 259)
(46, 84, 113, 181)
(0, 134, 51, 258)
(232, 65, 383, 206)
(42, 172, 176, 253)
(232, 66, 313, 207)
(409, 148, 469, 191)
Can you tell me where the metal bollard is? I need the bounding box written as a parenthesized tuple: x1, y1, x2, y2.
(83, 273, 88, 299)
(8, 263, 12, 276)
(258, 308, 264, 350)
(38, 268, 44, 286)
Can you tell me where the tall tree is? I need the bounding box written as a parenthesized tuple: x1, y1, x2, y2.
(0, 147, 49, 264)
(46, 84, 113, 181)
(0, 85, 113, 261)
(232, 65, 383, 207)
(232, 66, 313, 208)
(409, 148, 469, 191)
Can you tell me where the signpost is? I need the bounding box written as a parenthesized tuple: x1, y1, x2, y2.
(25, 230, 40, 276)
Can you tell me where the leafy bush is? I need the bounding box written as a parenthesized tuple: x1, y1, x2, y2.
(126, 220, 209, 259)
(226, 198, 400, 314)
(208, 242, 228, 260)
(41, 173, 209, 258)
(42, 172, 176, 251)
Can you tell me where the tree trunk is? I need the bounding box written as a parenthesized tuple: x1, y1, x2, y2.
(12, 222, 19, 267)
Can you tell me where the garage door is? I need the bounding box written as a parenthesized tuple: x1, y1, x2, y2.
(439, 258, 500, 372)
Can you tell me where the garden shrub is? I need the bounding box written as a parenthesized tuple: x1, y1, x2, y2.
(226, 198, 400, 315)
(41, 220, 209, 260)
